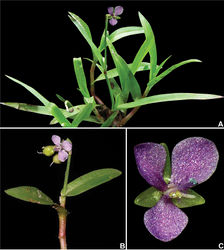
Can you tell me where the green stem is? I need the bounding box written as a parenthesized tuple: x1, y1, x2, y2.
(104, 15, 114, 109)
(61, 152, 72, 196)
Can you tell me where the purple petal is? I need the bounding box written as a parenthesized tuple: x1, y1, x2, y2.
(107, 7, 114, 15)
(134, 143, 167, 191)
(144, 196, 188, 242)
(114, 6, 124, 16)
(170, 137, 219, 190)
(62, 140, 72, 152)
(58, 150, 68, 162)
(109, 18, 118, 26)
(51, 135, 61, 146)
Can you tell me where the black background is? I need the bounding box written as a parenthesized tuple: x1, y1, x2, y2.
(1, 1, 223, 127)
(1, 129, 125, 248)
(127, 129, 224, 249)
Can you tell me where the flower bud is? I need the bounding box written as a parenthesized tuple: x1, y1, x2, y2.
(52, 154, 61, 164)
(42, 145, 55, 156)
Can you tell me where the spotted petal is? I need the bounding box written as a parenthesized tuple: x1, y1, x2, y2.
(51, 135, 61, 146)
(114, 6, 124, 16)
(109, 18, 118, 26)
(144, 196, 188, 242)
(58, 150, 68, 162)
(134, 143, 167, 191)
(107, 7, 114, 15)
(62, 140, 72, 152)
(170, 137, 219, 190)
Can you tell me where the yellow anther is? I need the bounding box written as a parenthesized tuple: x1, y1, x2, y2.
(169, 190, 182, 198)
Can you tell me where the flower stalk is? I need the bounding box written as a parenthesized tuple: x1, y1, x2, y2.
(56, 150, 72, 250)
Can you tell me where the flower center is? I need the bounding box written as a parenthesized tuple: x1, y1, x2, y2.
(163, 183, 195, 199)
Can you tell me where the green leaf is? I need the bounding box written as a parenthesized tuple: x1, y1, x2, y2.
(99, 26, 144, 52)
(68, 12, 104, 67)
(138, 12, 157, 80)
(71, 97, 95, 127)
(51, 115, 101, 125)
(155, 55, 172, 76)
(172, 189, 205, 208)
(56, 94, 66, 102)
(65, 168, 122, 197)
(73, 57, 90, 98)
(5, 186, 54, 205)
(107, 38, 142, 101)
(5, 75, 49, 106)
(161, 143, 171, 184)
(148, 59, 202, 89)
(4, 75, 71, 126)
(47, 102, 72, 127)
(101, 111, 119, 127)
(95, 62, 151, 82)
(134, 187, 162, 207)
(0, 102, 52, 115)
(130, 40, 150, 75)
(116, 93, 223, 110)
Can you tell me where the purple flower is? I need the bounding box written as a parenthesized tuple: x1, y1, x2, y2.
(52, 135, 72, 162)
(107, 6, 123, 26)
(134, 137, 219, 242)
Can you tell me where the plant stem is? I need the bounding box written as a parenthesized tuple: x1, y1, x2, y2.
(58, 206, 68, 250)
(104, 15, 114, 108)
(61, 152, 72, 196)
(56, 151, 72, 250)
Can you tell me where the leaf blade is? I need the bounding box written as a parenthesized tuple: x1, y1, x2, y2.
(117, 93, 223, 109)
(148, 59, 202, 89)
(65, 168, 122, 197)
(73, 57, 90, 98)
(5, 75, 49, 106)
(138, 12, 157, 80)
(95, 62, 151, 82)
(5, 186, 54, 205)
(107, 38, 142, 101)
(68, 12, 104, 67)
(99, 26, 144, 52)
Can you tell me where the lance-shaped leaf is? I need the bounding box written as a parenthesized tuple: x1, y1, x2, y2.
(107, 38, 142, 101)
(73, 57, 90, 98)
(71, 97, 95, 127)
(99, 26, 144, 52)
(95, 62, 151, 82)
(172, 189, 205, 208)
(130, 40, 151, 75)
(5, 75, 71, 126)
(68, 12, 104, 68)
(138, 12, 157, 81)
(134, 187, 162, 207)
(5, 186, 54, 205)
(155, 55, 172, 76)
(116, 93, 223, 110)
(148, 59, 201, 89)
(0, 102, 92, 124)
(65, 168, 122, 197)
(5, 75, 49, 106)
(161, 143, 172, 184)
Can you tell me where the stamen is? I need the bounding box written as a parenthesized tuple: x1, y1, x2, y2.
(180, 193, 195, 199)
